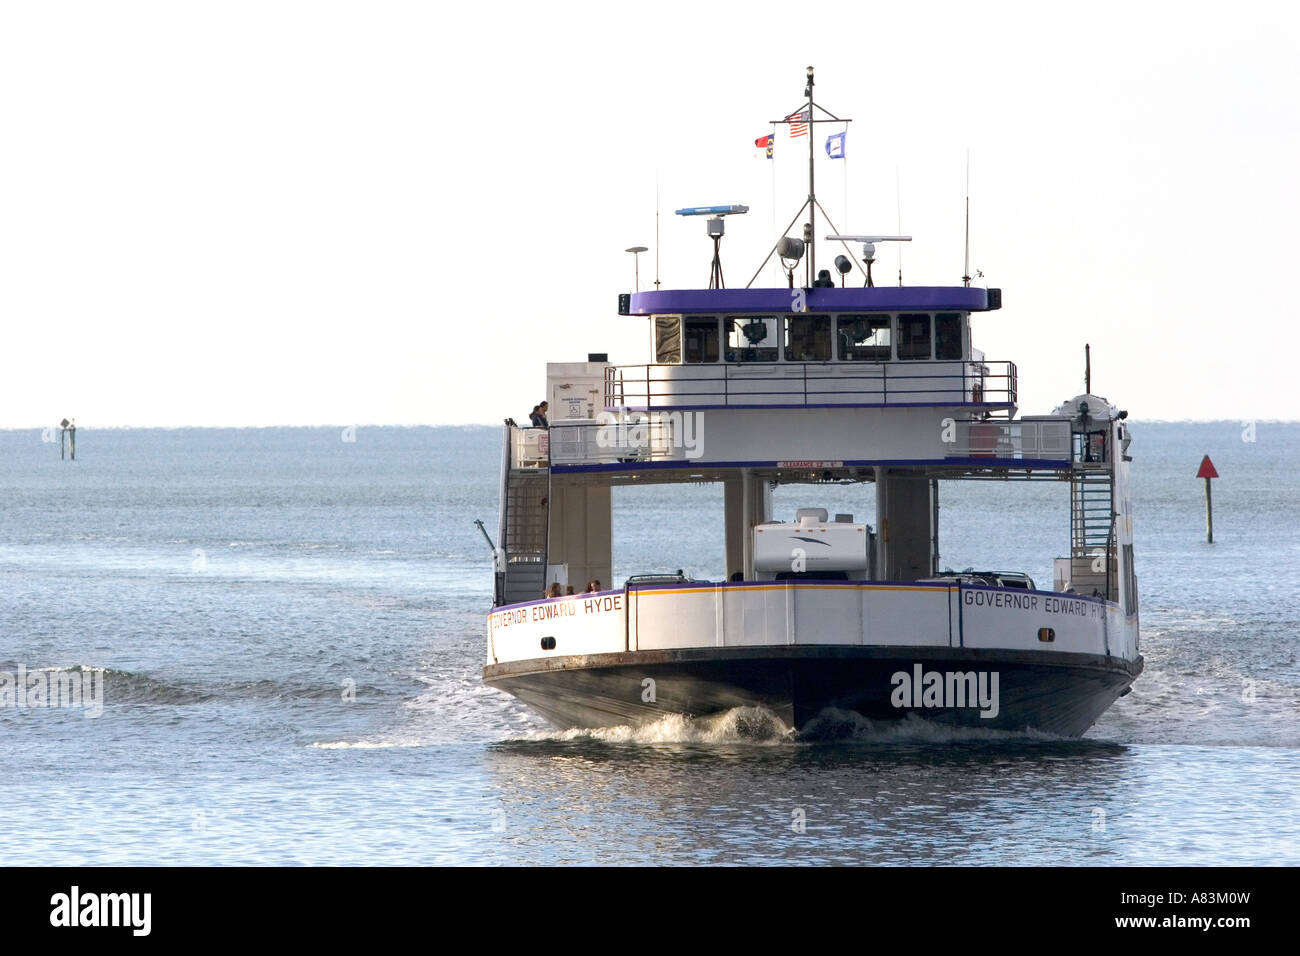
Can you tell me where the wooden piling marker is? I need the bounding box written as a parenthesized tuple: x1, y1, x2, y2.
(59, 417, 75, 461)
(1196, 455, 1218, 543)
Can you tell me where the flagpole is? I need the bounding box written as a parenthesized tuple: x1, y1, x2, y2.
(806, 65, 815, 284)
(760, 70, 850, 288)
(770, 125, 778, 286)
(655, 169, 661, 290)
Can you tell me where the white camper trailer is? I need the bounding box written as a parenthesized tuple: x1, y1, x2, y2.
(753, 509, 876, 581)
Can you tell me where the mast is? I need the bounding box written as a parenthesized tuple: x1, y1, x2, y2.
(654, 171, 661, 290)
(747, 70, 851, 289)
(962, 152, 971, 287)
(806, 66, 816, 281)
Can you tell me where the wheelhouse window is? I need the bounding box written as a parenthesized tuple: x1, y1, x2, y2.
(725, 315, 779, 362)
(897, 313, 932, 360)
(654, 316, 681, 364)
(784, 315, 831, 362)
(836, 315, 891, 361)
(935, 312, 963, 360)
(683, 317, 720, 363)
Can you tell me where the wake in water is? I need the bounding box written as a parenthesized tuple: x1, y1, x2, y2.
(528, 706, 798, 746)
(798, 707, 1068, 743)
(506, 706, 1071, 747)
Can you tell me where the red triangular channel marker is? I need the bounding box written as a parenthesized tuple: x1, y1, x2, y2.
(1197, 455, 1219, 479)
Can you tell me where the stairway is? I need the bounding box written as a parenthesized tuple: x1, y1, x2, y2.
(1072, 468, 1114, 552)
(501, 468, 550, 606)
(1068, 464, 1115, 599)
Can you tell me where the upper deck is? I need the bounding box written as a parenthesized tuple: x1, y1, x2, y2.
(607, 283, 1011, 414)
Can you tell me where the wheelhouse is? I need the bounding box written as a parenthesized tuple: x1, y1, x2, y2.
(654, 310, 972, 364)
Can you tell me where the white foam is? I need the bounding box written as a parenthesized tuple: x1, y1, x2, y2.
(310, 737, 427, 749)
(514, 706, 1072, 746)
(519, 706, 797, 745)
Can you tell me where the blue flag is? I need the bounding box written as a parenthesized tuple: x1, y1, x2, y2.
(825, 131, 845, 159)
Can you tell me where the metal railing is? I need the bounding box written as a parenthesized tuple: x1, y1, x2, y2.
(510, 426, 549, 468)
(944, 418, 1072, 461)
(548, 418, 684, 466)
(605, 360, 1016, 411)
(510, 420, 693, 467)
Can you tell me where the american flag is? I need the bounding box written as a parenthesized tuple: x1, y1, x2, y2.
(787, 110, 809, 137)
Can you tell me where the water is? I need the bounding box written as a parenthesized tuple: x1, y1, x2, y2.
(1, 422, 1297, 865)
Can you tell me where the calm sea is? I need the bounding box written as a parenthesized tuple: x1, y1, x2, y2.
(0, 422, 1297, 865)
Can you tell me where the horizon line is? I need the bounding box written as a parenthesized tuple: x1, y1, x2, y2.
(1, 417, 1297, 432)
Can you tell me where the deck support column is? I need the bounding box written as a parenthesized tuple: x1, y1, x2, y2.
(738, 469, 771, 581)
(874, 468, 936, 582)
(547, 478, 612, 592)
(724, 476, 744, 580)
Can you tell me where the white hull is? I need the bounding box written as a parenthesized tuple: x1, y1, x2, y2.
(488, 581, 1139, 666)
(484, 581, 1141, 736)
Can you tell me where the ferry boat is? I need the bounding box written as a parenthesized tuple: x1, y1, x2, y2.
(481, 70, 1142, 737)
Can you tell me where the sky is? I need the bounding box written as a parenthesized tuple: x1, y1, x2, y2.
(1, 0, 1298, 428)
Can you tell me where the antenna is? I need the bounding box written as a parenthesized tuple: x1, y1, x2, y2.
(625, 246, 648, 291)
(895, 167, 904, 286)
(654, 171, 661, 290)
(962, 151, 971, 287)
(1085, 343, 1092, 395)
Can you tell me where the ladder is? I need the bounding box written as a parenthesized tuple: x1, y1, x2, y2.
(1068, 460, 1116, 599)
(1071, 468, 1114, 552)
(500, 440, 550, 606)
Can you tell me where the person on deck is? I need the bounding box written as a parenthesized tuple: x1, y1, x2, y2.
(529, 402, 549, 428)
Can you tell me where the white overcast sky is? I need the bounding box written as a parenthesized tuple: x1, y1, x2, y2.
(2, 0, 1297, 427)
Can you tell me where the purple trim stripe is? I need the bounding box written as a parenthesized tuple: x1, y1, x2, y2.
(609, 402, 1016, 413)
(627, 286, 996, 315)
(551, 457, 1072, 474)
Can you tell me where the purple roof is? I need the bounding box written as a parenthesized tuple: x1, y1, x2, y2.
(626, 286, 999, 315)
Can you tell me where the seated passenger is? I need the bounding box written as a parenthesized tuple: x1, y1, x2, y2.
(546, 582, 563, 598)
(585, 579, 601, 593)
